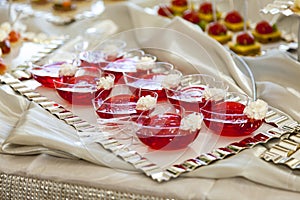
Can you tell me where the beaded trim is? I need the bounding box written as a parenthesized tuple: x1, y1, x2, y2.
(0, 173, 173, 200)
(0, 74, 299, 182)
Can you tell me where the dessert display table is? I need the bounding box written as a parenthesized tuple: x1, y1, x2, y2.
(0, 1, 300, 199)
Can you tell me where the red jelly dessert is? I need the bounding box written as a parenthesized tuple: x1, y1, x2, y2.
(207, 21, 231, 44)
(102, 59, 136, 84)
(224, 10, 245, 32)
(124, 62, 178, 101)
(125, 73, 168, 101)
(136, 112, 200, 150)
(166, 86, 206, 112)
(95, 94, 139, 119)
(30, 62, 66, 88)
(201, 101, 263, 137)
(54, 75, 99, 105)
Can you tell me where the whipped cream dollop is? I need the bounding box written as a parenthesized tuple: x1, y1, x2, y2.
(203, 87, 225, 101)
(161, 73, 181, 89)
(136, 95, 157, 111)
(135, 56, 156, 70)
(243, 99, 268, 120)
(58, 63, 78, 76)
(180, 112, 203, 131)
(97, 76, 114, 90)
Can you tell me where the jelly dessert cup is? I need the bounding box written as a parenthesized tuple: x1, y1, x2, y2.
(166, 74, 228, 112)
(200, 92, 265, 137)
(30, 62, 67, 88)
(134, 103, 202, 150)
(101, 51, 156, 84)
(123, 62, 181, 101)
(92, 84, 158, 120)
(53, 67, 102, 105)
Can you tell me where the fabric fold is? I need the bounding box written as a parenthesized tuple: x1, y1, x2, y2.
(1, 88, 134, 171)
(0, 2, 300, 196)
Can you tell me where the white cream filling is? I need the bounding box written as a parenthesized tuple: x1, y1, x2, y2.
(136, 95, 157, 111)
(180, 112, 203, 131)
(243, 99, 268, 120)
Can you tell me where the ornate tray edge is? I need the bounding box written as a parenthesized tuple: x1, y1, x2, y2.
(0, 73, 299, 182)
(260, 125, 300, 169)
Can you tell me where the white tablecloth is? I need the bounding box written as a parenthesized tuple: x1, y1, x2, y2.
(1, 1, 300, 199)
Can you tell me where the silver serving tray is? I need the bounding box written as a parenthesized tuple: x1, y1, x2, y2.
(0, 70, 298, 182)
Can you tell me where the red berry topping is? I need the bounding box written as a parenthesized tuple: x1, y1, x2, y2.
(236, 32, 255, 45)
(255, 20, 274, 34)
(157, 5, 174, 17)
(207, 22, 227, 35)
(182, 10, 201, 24)
(225, 10, 243, 23)
(199, 2, 213, 14)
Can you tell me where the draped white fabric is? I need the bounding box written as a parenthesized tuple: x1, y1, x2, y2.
(1, 1, 300, 199)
